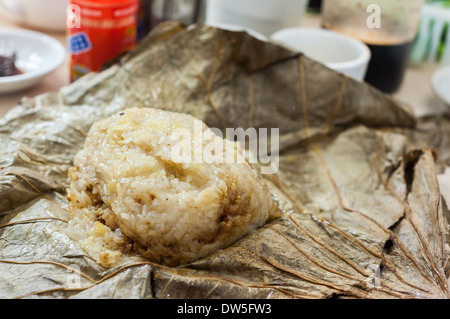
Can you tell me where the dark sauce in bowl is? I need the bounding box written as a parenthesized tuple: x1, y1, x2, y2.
(0, 54, 23, 77)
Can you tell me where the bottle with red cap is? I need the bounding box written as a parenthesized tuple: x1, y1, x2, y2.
(67, 0, 139, 82)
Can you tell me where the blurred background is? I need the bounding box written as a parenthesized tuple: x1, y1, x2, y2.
(0, 0, 449, 118)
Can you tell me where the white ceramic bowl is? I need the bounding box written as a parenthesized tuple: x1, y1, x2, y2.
(270, 28, 371, 81)
(431, 66, 450, 107)
(0, 28, 66, 94)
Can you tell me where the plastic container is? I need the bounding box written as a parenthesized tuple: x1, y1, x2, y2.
(67, 0, 139, 82)
(322, 0, 425, 93)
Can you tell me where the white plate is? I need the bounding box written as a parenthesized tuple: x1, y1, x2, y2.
(0, 28, 66, 94)
(431, 66, 450, 107)
(0, 0, 67, 32)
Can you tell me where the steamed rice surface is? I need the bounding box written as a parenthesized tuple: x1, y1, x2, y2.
(67, 107, 278, 267)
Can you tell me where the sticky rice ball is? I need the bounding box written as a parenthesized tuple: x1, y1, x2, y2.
(67, 107, 278, 267)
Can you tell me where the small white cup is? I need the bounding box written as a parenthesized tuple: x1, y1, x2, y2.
(205, 0, 310, 38)
(270, 28, 371, 81)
